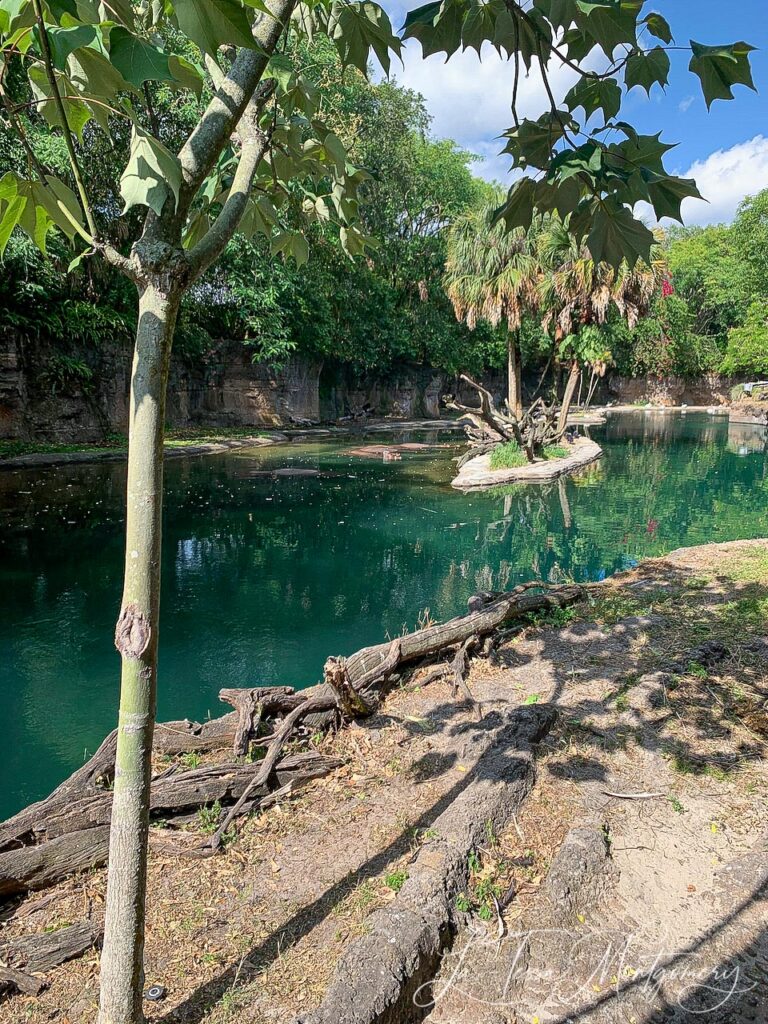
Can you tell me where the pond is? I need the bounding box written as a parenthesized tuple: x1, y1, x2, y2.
(2, 411, 767, 819)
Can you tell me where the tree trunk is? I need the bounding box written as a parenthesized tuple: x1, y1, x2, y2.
(557, 359, 581, 436)
(97, 283, 179, 1024)
(507, 331, 523, 418)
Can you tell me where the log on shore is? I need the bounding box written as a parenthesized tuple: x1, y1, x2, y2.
(0, 920, 101, 997)
(1, 582, 585, 905)
(0, 752, 342, 900)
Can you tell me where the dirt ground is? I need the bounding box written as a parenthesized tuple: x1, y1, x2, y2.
(3, 539, 768, 1024)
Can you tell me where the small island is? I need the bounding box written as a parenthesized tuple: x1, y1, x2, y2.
(452, 434, 603, 489)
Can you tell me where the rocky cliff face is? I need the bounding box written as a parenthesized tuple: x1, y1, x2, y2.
(606, 372, 733, 406)
(0, 333, 453, 442)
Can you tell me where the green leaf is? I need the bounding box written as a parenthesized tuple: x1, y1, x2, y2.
(624, 45, 669, 93)
(502, 111, 574, 170)
(68, 46, 136, 99)
(642, 11, 672, 44)
(168, 54, 204, 96)
(645, 172, 702, 223)
(575, 0, 642, 58)
(329, 1, 402, 75)
(0, 0, 35, 36)
(108, 27, 175, 88)
(238, 194, 278, 238)
(565, 75, 621, 120)
(402, 0, 467, 59)
(120, 125, 182, 216)
(493, 176, 536, 232)
(608, 131, 675, 174)
(587, 199, 654, 267)
(689, 40, 756, 109)
(67, 247, 94, 271)
(173, 0, 256, 57)
(0, 193, 26, 256)
(271, 229, 309, 266)
(36, 24, 101, 69)
(28, 65, 93, 140)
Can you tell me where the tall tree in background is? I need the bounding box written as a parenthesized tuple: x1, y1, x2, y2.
(536, 218, 664, 424)
(444, 200, 541, 415)
(0, 1, 401, 1020)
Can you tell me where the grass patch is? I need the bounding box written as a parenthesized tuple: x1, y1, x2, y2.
(488, 440, 569, 471)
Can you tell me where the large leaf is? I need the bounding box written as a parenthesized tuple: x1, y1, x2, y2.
(689, 40, 756, 109)
(575, 0, 641, 57)
(642, 11, 671, 44)
(502, 111, 574, 170)
(271, 229, 309, 266)
(564, 75, 621, 120)
(120, 125, 182, 215)
(586, 199, 654, 267)
(329, 1, 402, 74)
(624, 46, 669, 93)
(493, 177, 537, 232)
(37, 24, 102, 69)
(108, 27, 176, 88)
(645, 172, 703, 223)
(67, 45, 136, 99)
(0, 193, 26, 256)
(173, 0, 256, 57)
(29, 65, 94, 139)
(402, 0, 467, 59)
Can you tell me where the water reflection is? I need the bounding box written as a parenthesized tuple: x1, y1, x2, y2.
(1, 413, 767, 816)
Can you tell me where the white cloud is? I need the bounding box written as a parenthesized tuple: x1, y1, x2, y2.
(678, 95, 694, 114)
(389, 40, 580, 182)
(636, 135, 768, 227)
(680, 135, 768, 224)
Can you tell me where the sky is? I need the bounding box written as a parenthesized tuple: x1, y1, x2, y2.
(378, 0, 768, 226)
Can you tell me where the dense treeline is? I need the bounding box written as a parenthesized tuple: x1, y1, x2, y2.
(1, 42, 766, 393)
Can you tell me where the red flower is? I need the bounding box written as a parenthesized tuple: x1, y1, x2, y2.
(662, 276, 674, 298)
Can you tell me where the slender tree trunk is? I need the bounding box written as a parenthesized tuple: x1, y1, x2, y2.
(97, 283, 180, 1024)
(507, 331, 523, 418)
(557, 359, 581, 436)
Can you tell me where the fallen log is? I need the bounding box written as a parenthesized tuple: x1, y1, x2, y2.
(0, 752, 342, 900)
(1, 582, 584, 905)
(1, 713, 239, 852)
(0, 920, 101, 997)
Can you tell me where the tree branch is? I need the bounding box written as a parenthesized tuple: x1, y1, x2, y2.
(30, 0, 98, 240)
(187, 79, 276, 281)
(175, 0, 296, 220)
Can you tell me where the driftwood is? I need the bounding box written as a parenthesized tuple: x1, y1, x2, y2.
(446, 374, 576, 466)
(0, 920, 101, 997)
(0, 751, 342, 900)
(1, 581, 584, 907)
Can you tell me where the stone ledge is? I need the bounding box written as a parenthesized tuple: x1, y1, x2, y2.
(451, 437, 603, 490)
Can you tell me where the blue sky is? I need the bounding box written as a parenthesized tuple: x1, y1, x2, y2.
(379, 0, 768, 224)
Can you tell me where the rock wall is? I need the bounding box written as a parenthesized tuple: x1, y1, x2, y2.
(606, 372, 734, 406)
(0, 332, 456, 442)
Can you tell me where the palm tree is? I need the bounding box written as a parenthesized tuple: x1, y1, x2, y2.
(444, 199, 541, 417)
(535, 220, 665, 427)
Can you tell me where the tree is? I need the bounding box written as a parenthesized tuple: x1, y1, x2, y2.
(721, 303, 768, 376)
(535, 217, 663, 421)
(0, 2, 401, 1021)
(444, 199, 541, 416)
(404, 0, 756, 268)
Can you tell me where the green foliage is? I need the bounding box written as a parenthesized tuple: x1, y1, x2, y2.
(489, 441, 568, 470)
(404, 0, 755, 266)
(384, 870, 408, 892)
(721, 304, 768, 376)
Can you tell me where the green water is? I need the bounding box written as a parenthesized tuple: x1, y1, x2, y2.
(1, 411, 766, 819)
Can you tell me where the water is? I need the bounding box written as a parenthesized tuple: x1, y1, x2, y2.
(1, 411, 766, 819)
